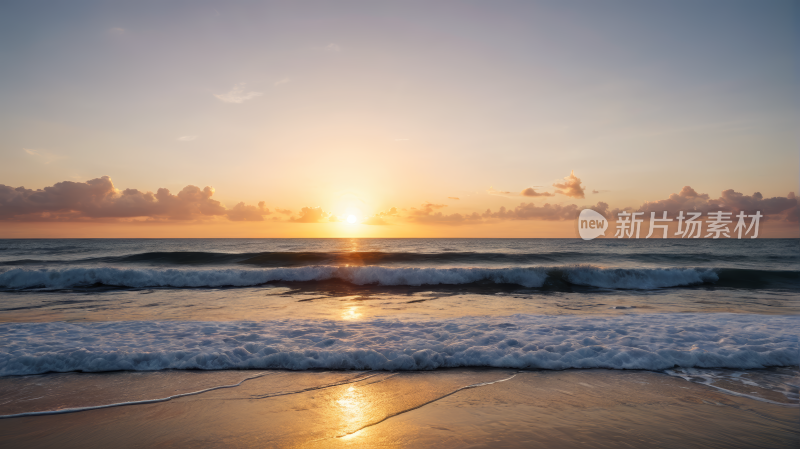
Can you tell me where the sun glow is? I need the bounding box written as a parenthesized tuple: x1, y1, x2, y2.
(342, 306, 362, 320)
(347, 215, 358, 224)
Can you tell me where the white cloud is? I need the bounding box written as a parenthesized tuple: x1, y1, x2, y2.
(177, 136, 197, 142)
(274, 78, 290, 86)
(487, 187, 515, 197)
(214, 83, 263, 104)
(24, 148, 65, 164)
(325, 43, 341, 52)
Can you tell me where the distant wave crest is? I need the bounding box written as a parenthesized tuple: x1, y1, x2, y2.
(0, 266, 550, 289)
(0, 265, 794, 290)
(561, 266, 719, 289)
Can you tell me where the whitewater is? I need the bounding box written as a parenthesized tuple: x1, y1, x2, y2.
(1, 314, 797, 376)
(0, 238, 797, 380)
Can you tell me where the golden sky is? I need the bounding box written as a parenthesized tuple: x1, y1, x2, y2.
(0, 1, 797, 237)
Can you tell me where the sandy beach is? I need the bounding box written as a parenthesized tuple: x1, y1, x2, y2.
(1, 368, 797, 448)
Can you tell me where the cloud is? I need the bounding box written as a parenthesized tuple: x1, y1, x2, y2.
(5, 177, 793, 231)
(415, 203, 446, 212)
(627, 186, 798, 222)
(485, 185, 797, 225)
(177, 136, 197, 142)
(487, 187, 513, 197)
(108, 27, 125, 35)
(274, 78, 290, 86)
(402, 198, 612, 225)
(362, 207, 398, 225)
(552, 171, 585, 198)
(490, 203, 580, 221)
(24, 148, 65, 164)
(214, 83, 263, 104)
(325, 43, 341, 52)
(0, 177, 227, 221)
(289, 206, 335, 223)
(521, 188, 554, 197)
(448, 197, 460, 200)
(490, 170, 585, 199)
(485, 200, 609, 221)
(227, 201, 270, 221)
(407, 203, 484, 225)
(592, 190, 600, 194)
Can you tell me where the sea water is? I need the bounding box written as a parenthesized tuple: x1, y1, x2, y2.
(0, 238, 797, 414)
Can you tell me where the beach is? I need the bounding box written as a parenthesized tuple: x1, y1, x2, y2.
(1, 368, 797, 448)
(0, 238, 797, 447)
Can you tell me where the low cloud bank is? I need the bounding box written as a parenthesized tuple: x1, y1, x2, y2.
(227, 202, 271, 222)
(520, 188, 554, 197)
(289, 207, 338, 223)
(0, 177, 268, 222)
(402, 184, 796, 226)
(0, 177, 795, 227)
(612, 186, 797, 222)
(363, 207, 398, 225)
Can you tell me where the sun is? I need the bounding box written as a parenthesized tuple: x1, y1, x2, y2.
(346, 215, 358, 224)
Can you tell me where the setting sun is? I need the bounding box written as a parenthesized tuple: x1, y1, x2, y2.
(347, 215, 358, 224)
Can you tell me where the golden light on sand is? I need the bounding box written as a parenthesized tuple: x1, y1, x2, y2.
(347, 215, 358, 224)
(336, 384, 370, 440)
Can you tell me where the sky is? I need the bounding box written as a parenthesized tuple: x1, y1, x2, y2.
(0, 0, 797, 237)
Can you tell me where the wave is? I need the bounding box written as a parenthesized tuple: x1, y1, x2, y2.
(559, 266, 719, 289)
(0, 314, 796, 376)
(0, 265, 794, 290)
(0, 266, 550, 289)
(3, 250, 797, 268)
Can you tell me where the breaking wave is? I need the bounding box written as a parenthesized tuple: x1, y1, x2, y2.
(560, 266, 719, 289)
(0, 265, 737, 290)
(0, 266, 550, 289)
(1, 314, 796, 376)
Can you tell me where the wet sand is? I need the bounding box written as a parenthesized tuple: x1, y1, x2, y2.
(0, 369, 797, 448)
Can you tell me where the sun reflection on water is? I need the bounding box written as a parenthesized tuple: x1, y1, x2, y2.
(342, 306, 362, 320)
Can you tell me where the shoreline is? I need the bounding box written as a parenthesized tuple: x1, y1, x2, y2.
(0, 368, 797, 448)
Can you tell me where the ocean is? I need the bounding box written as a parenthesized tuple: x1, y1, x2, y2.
(0, 238, 798, 446)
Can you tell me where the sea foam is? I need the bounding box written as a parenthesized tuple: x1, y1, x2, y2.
(1, 314, 796, 376)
